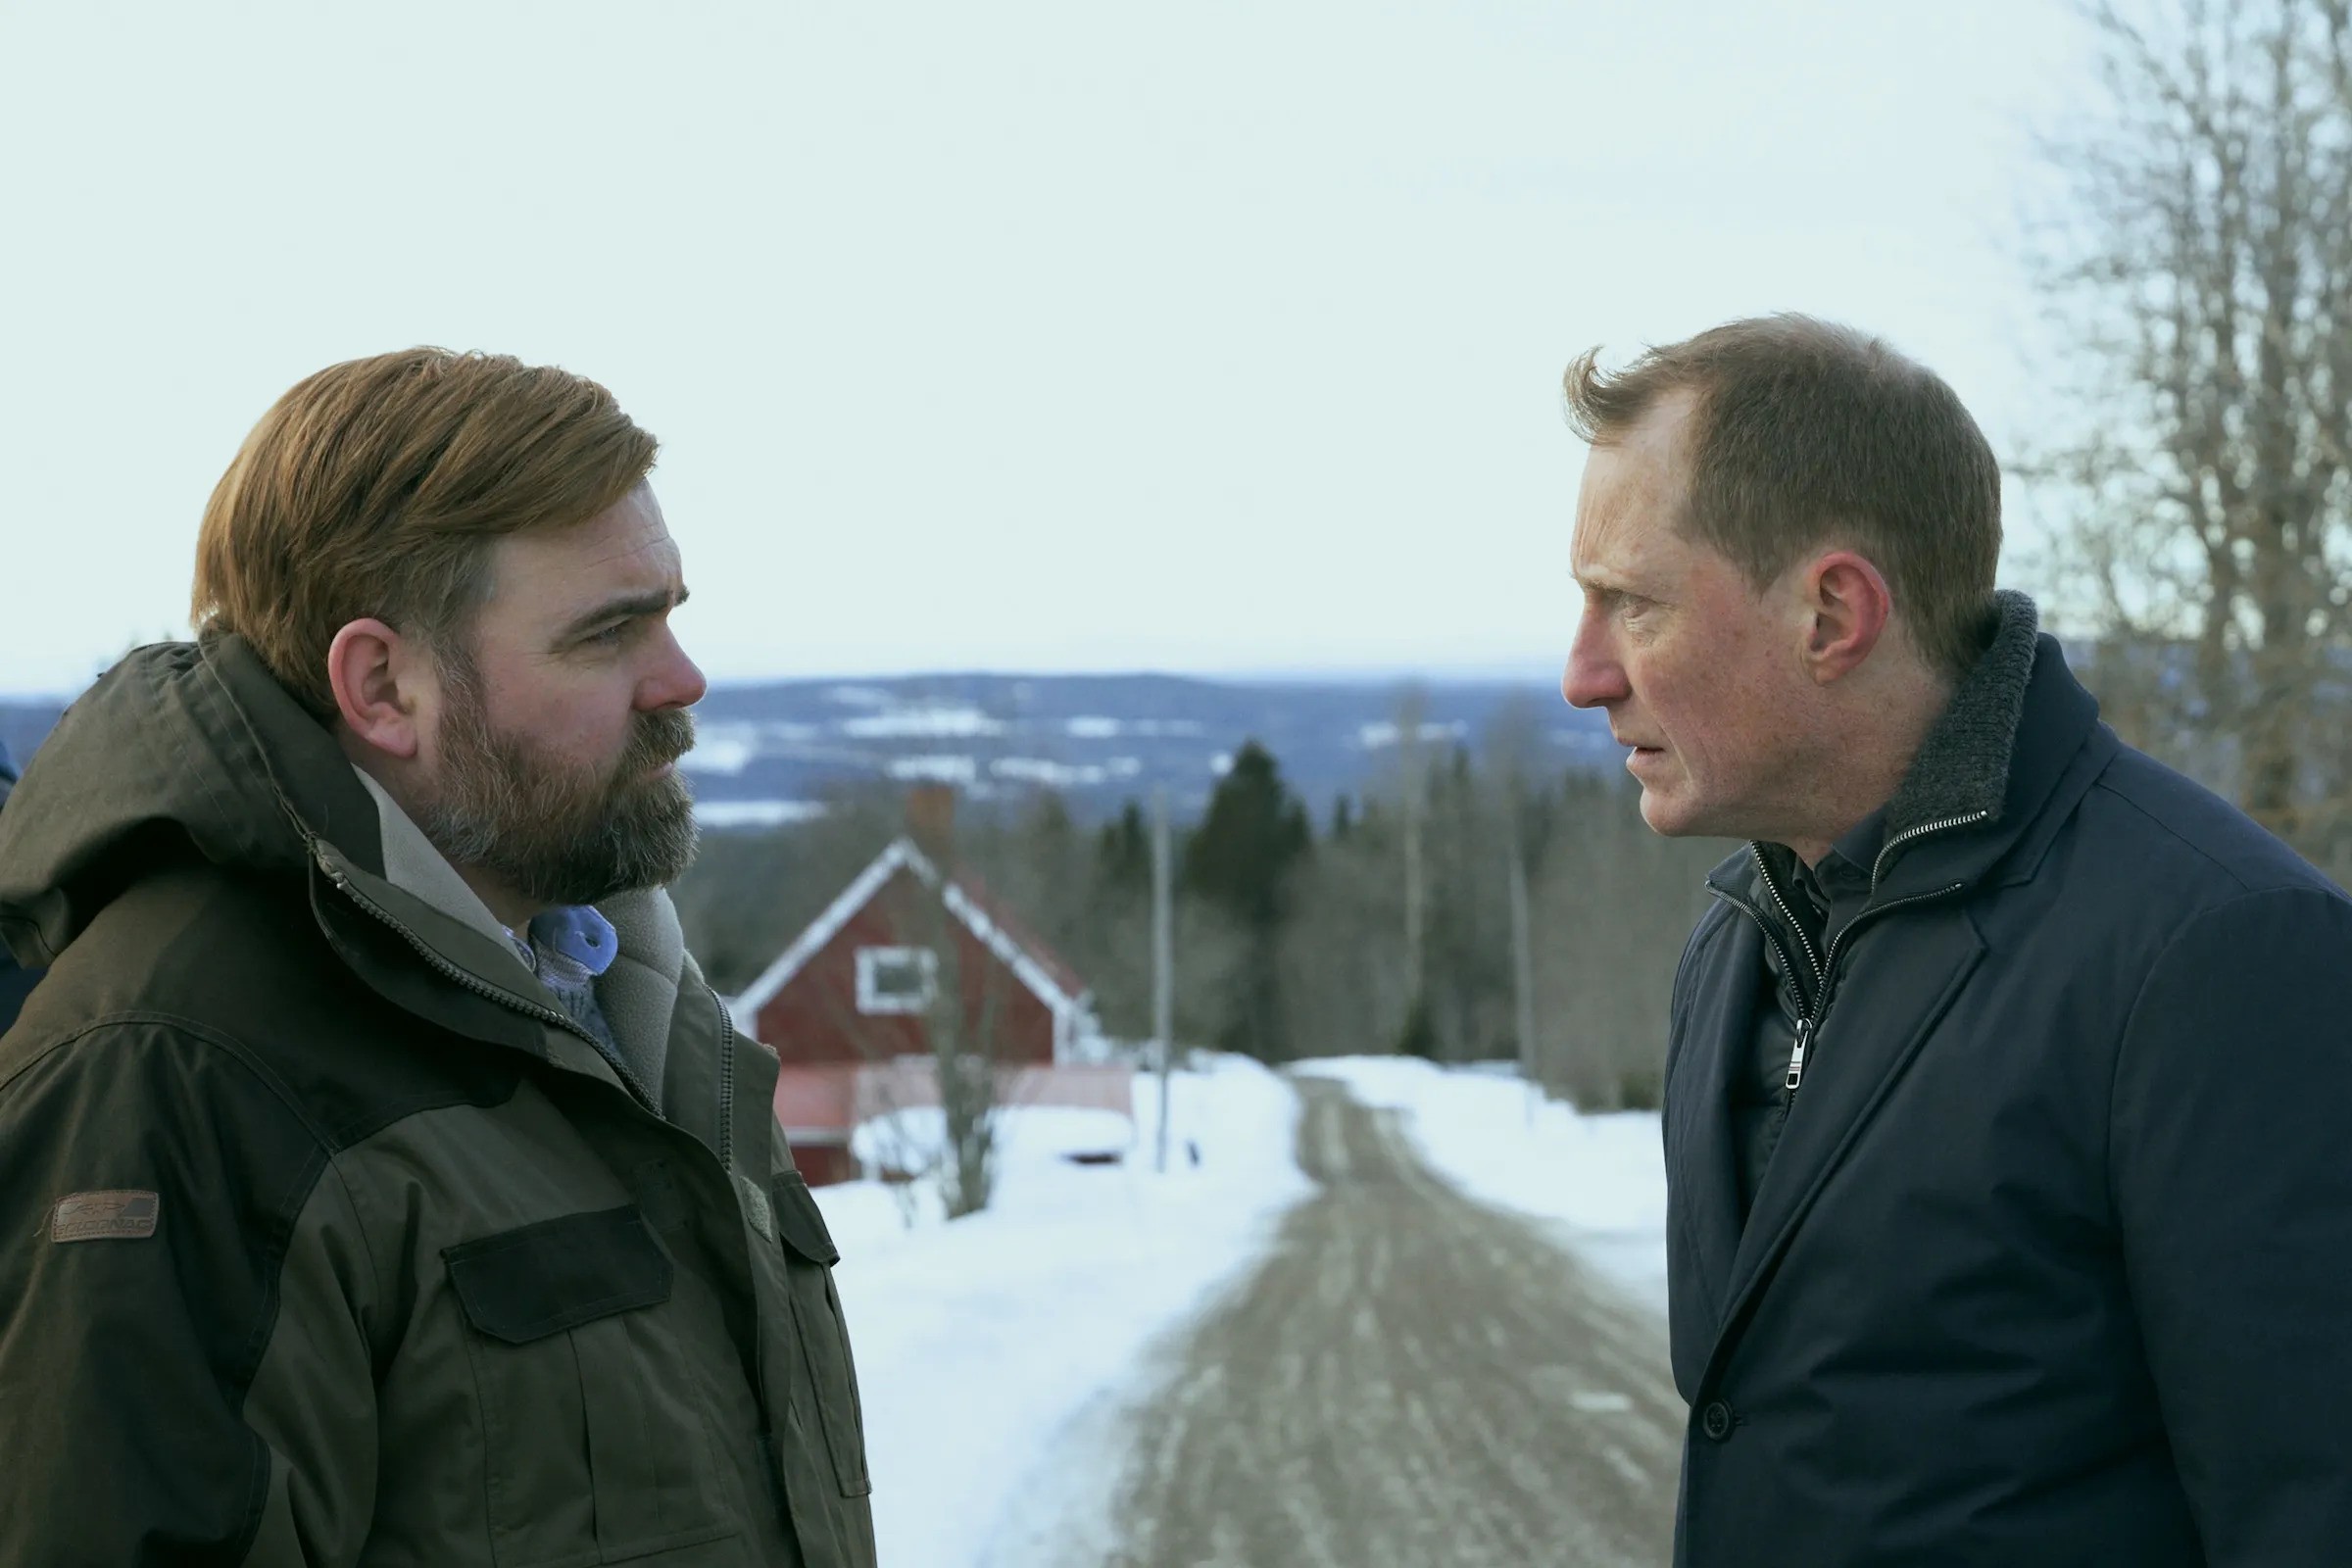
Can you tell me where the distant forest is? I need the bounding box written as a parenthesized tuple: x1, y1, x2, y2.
(677, 707, 1722, 1110)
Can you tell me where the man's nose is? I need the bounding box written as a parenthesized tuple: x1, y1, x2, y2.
(640, 627, 709, 711)
(1561, 613, 1628, 710)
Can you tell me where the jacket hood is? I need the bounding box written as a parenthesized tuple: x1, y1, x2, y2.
(0, 636, 385, 966)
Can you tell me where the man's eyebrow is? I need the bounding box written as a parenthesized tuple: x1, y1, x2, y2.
(559, 585, 689, 641)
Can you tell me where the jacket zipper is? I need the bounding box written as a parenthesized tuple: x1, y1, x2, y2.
(1748, 846, 1827, 1001)
(1870, 810, 1990, 895)
(1718, 808, 1991, 1101)
(312, 845, 664, 1113)
(710, 984, 738, 1171)
(1707, 877, 1814, 1081)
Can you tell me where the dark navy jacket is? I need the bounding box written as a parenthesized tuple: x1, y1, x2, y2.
(1665, 604, 2352, 1566)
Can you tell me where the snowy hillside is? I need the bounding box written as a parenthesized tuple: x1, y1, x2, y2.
(680, 673, 1616, 826)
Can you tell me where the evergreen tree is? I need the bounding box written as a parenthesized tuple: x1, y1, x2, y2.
(1396, 993, 1440, 1060)
(1182, 741, 1310, 1059)
(1096, 801, 1151, 892)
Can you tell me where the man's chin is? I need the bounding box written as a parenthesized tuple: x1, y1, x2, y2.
(504, 792, 699, 908)
(1636, 781, 1700, 838)
(613, 787, 702, 886)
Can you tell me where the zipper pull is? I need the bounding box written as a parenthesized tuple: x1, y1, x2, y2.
(1785, 1019, 1814, 1094)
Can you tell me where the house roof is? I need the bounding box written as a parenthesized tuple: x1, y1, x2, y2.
(943, 866, 1089, 1003)
(729, 836, 1094, 1027)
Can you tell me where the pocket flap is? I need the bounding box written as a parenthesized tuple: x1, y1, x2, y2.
(444, 1205, 673, 1345)
(770, 1176, 841, 1267)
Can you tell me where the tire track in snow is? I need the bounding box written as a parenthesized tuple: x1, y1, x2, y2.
(1051, 1075, 1682, 1568)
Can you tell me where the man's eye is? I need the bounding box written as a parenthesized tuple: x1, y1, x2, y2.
(585, 622, 629, 647)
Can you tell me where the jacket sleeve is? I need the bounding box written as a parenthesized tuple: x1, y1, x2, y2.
(2110, 886, 2352, 1564)
(0, 1020, 378, 1566)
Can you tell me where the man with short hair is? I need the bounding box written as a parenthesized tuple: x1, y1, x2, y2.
(0, 349, 877, 1566)
(1562, 315, 2352, 1565)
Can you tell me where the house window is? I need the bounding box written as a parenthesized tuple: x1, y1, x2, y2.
(856, 946, 938, 1014)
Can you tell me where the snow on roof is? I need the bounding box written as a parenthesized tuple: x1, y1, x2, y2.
(730, 836, 1093, 1026)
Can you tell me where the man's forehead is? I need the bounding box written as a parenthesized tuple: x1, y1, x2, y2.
(1571, 451, 1661, 586)
(1572, 396, 1695, 585)
(573, 524, 683, 584)
(464, 497, 682, 648)
(511, 492, 680, 588)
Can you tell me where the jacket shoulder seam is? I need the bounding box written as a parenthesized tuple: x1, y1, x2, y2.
(2084, 777, 2269, 897)
(2, 1008, 341, 1153)
(2104, 885, 2349, 1210)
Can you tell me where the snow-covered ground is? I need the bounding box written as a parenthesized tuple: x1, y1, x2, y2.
(1291, 1055, 1670, 1315)
(810, 1054, 1311, 1568)
(805, 1053, 1666, 1567)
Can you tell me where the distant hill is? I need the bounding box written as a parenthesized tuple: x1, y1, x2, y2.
(0, 703, 60, 774)
(686, 672, 1616, 825)
(1, 672, 1617, 826)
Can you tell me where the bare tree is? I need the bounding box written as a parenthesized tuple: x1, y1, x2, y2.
(2028, 0, 2352, 863)
(1484, 699, 1546, 1094)
(1391, 684, 1432, 1004)
(800, 896, 1006, 1222)
(922, 883, 1010, 1220)
(1528, 774, 1725, 1108)
(1277, 808, 1412, 1058)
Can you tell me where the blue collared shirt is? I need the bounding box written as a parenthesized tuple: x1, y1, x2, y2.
(507, 907, 649, 1103)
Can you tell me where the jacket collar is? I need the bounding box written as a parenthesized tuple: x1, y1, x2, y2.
(338, 725, 691, 1086)
(1879, 609, 2109, 900)
(1708, 591, 2106, 907)
(1879, 589, 2041, 848)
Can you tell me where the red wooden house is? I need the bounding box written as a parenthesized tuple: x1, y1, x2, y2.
(730, 793, 1117, 1185)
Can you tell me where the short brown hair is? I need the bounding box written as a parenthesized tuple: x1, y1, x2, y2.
(192, 348, 659, 715)
(1563, 315, 2000, 677)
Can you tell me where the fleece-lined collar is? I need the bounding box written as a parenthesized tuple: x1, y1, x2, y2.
(1879, 589, 2041, 846)
(1724, 590, 2048, 915)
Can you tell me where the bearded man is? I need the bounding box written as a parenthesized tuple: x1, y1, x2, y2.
(0, 350, 877, 1568)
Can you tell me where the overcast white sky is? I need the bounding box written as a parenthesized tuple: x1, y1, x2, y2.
(0, 1, 2087, 697)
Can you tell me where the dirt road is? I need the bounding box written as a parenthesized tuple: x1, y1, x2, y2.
(1081, 1075, 1684, 1567)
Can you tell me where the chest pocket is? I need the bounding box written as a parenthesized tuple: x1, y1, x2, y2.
(445, 1206, 736, 1566)
(768, 1174, 873, 1497)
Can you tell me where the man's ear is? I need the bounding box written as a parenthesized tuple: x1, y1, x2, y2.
(326, 618, 426, 760)
(1801, 550, 1894, 685)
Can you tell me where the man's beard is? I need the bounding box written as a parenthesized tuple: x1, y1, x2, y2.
(409, 652, 701, 910)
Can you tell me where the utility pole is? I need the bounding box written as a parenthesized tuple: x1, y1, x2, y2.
(1152, 785, 1175, 1173)
(1504, 789, 1540, 1125)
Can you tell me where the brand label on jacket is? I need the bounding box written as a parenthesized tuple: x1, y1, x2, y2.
(50, 1190, 161, 1243)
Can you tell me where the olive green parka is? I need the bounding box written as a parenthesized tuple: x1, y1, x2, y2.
(0, 636, 877, 1567)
